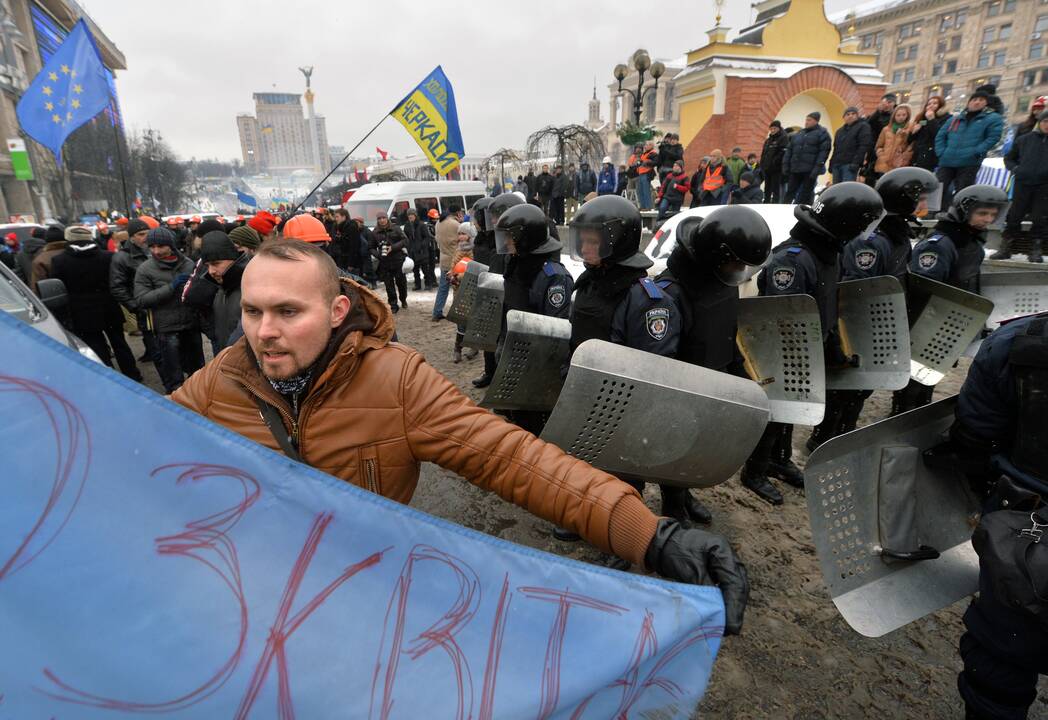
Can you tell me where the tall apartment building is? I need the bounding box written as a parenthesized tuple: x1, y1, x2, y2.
(833, 0, 1048, 121)
(237, 92, 329, 174)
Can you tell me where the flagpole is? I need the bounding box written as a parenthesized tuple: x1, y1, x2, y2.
(110, 110, 131, 218)
(289, 113, 389, 215)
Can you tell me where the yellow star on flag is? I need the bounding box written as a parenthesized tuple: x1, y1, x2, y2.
(71, 99, 80, 109)
(48, 71, 57, 81)
(42, 85, 52, 96)
(72, 84, 82, 94)
(60, 64, 70, 74)
(51, 114, 60, 123)
(44, 101, 53, 111)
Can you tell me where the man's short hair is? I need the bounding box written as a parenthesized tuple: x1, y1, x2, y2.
(256, 238, 341, 303)
(882, 93, 897, 102)
(334, 208, 348, 220)
(448, 204, 461, 214)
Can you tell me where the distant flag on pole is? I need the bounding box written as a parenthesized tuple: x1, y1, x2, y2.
(376, 146, 389, 160)
(235, 189, 257, 208)
(390, 66, 464, 175)
(15, 19, 112, 165)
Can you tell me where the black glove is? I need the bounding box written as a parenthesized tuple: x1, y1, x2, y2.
(170, 273, 190, 291)
(644, 518, 749, 635)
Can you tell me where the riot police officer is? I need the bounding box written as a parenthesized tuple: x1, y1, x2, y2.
(644, 206, 773, 523)
(743, 182, 885, 505)
(470, 197, 496, 266)
(472, 193, 526, 389)
(808, 167, 939, 451)
(926, 312, 1047, 719)
(497, 204, 573, 320)
(891, 184, 1010, 415)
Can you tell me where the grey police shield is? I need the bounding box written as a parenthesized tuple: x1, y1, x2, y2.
(827, 276, 911, 391)
(446, 260, 489, 326)
(540, 339, 770, 488)
(980, 270, 1048, 330)
(480, 310, 571, 412)
(908, 274, 994, 386)
(462, 272, 505, 352)
(736, 294, 826, 425)
(805, 396, 981, 638)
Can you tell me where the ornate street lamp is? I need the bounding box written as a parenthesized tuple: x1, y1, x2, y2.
(613, 49, 666, 125)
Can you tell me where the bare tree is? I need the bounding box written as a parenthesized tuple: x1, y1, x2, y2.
(485, 148, 522, 191)
(525, 125, 605, 169)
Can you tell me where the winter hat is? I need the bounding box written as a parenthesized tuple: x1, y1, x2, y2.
(31, 226, 45, 239)
(195, 218, 224, 238)
(844, 106, 859, 116)
(145, 227, 177, 248)
(740, 171, 756, 185)
(975, 83, 997, 95)
(199, 231, 240, 263)
(282, 213, 329, 243)
(970, 89, 991, 101)
(228, 225, 261, 250)
(1038, 109, 1048, 122)
(457, 221, 476, 240)
(807, 111, 821, 121)
(64, 225, 94, 245)
(769, 119, 782, 129)
(126, 218, 150, 237)
(44, 224, 65, 243)
(247, 210, 278, 236)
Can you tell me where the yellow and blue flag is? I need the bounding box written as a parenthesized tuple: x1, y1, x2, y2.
(16, 19, 111, 165)
(391, 66, 464, 175)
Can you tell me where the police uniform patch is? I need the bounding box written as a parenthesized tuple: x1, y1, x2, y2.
(855, 249, 877, 270)
(918, 251, 938, 270)
(645, 307, 670, 341)
(547, 285, 566, 309)
(772, 266, 795, 291)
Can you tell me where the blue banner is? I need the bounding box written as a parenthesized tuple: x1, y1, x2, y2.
(236, 189, 257, 208)
(0, 310, 724, 718)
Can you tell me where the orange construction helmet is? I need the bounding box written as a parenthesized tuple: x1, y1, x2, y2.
(166, 216, 181, 226)
(282, 213, 330, 243)
(427, 208, 439, 220)
(140, 215, 159, 229)
(190, 215, 202, 224)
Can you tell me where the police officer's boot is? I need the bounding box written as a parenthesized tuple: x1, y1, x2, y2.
(990, 232, 1014, 260)
(453, 333, 464, 364)
(1028, 237, 1043, 263)
(767, 424, 805, 488)
(659, 485, 712, 525)
(740, 425, 784, 505)
(740, 466, 783, 506)
(472, 351, 496, 387)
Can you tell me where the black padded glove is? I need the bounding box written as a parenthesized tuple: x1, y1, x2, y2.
(644, 518, 749, 635)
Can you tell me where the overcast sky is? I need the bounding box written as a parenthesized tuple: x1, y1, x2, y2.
(81, 0, 855, 163)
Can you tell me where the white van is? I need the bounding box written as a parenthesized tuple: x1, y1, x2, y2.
(343, 181, 486, 227)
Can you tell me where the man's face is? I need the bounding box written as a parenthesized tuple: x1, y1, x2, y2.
(377, 216, 389, 229)
(769, 125, 779, 135)
(968, 97, 988, 112)
(542, 165, 549, 173)
(844, 111, 858, 124)
(131, 230, 149, 247)
(1040, 118, 1048, 134)
(150, 244, 173, 258)
(335, 212, 348, 224)
(578, 229, 604, 265)
(879, 98, 896, 112)
(914, 194, 930, 218)
(969, 207, 999, 229)
(732, 150, 742, 158)
(804, 116, 817, 128)
(206, 258, 236, 282)
(241, 255, 349, 381)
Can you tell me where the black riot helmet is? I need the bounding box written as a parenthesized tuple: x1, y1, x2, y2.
(680, 206, 772, 286)
(875, 167, 939, 217)
(945, 184, 1010, 226)
(794, 181, 885, 250)
(485, 193, 525, 231)
(472, 197, 495, 232)
(568, 194, 652, 269)
(495, 204, 562, 255)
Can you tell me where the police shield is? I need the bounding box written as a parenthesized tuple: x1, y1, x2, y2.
(979, 270, 1048, 330)
(480, 310, 571, 412)
(805, 396, 980, 638)
(908, 274, 995, 386)
(540, 339, 770, 488)
(462, 272, 504, 352)
(827, 276, 911, 391)
(736, 294, 826, 425)
(446, 260, 489, 326)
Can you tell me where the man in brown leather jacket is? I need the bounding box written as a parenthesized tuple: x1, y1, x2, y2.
(171, 239, 748, 634)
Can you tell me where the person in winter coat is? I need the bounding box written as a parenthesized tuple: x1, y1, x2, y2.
(550, 165, 568, 225)
(615, 164, 629, 196)
(534, 164, 555, 215)
(699, 151, 729, 207)
(199, 231, 250, 350)
(730, 172, 764, 204)
(14, 226, 45, 285)
(523, 169, 537, 200)
(110, 218, 158, 363)
(402, 208, 435, 289)
(597, 157, 617, 195)
(449, 221, 480, 364)
(370, 212, 409, 313)
(829, 107, 873, 183)
(861, 93, 897, 182)
(724, 147, 747, 187)
(995, 109, 1048, 263)
(656, 160, 690, 220)
(50, 226, 142, 381)
(908, 95, 950, 171)
(974, 83, 1006, 117)
(1013, 96, 1047, 139)
(30, 224, 67, 294)
(782, 111, 832, 205)
(133, 227, 203, 393)
(432, 206, 463, 320)
(575, 161, 598, 204)
(687, 156, 710, 208)
(760, 120, 789, 203)
(873, 103, 914, 174)
(628, 142, 658, 210)
(656, 133, 684, 182)
(935, 91, 1005, 209)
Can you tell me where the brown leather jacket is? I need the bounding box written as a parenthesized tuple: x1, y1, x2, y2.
(171, 280, 659, 565)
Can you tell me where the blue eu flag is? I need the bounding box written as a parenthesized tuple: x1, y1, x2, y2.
(16, 19, 112, 165)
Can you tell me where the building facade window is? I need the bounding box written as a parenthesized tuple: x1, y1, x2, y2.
(899, 20, 923, 39)
(896, 44, 918, 62)
(983, 27, 996, 43)
(999, 23, 1012, 40)
(1036, 14, 1048, 32)
(947, 59, 958, 73)
(1033, 42, 1046, 59)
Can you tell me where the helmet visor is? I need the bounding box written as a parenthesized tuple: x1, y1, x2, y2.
(714, 259, 753, 287)
(485, 207, 505, 232)
(966, 201, 1009, 229)
(494, 226, 518, 255)
(568, 220, 622, 266)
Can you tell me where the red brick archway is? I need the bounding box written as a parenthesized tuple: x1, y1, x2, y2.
(682, 65, 886, 176)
